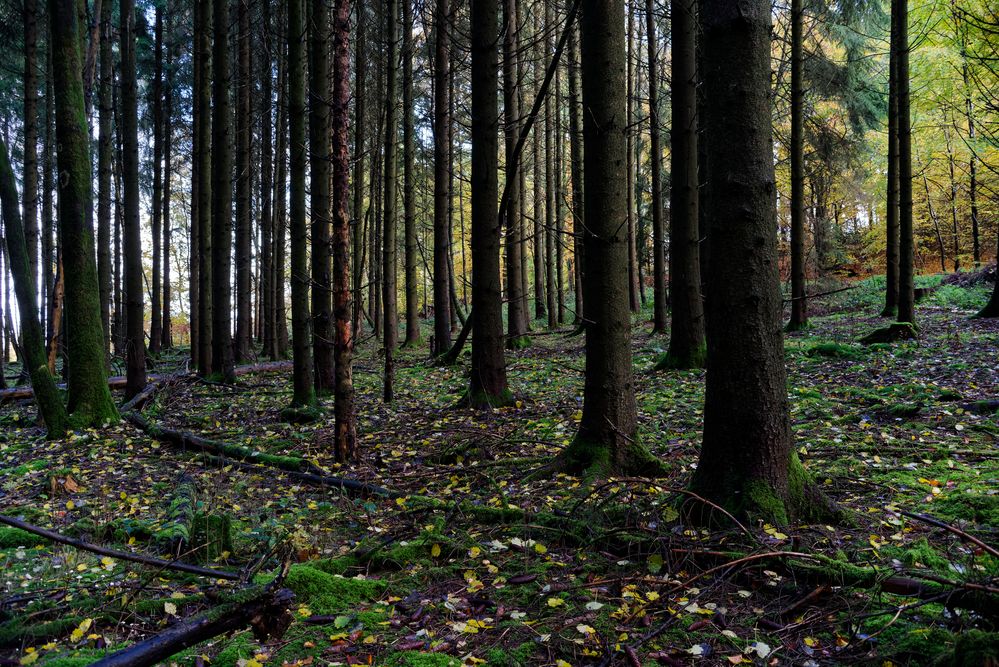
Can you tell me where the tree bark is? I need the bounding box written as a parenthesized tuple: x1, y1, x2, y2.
(402, 0, 421, 347)
(331, 0, 357, 461)
(310, 0, 334, 393)
(49, 0, 119, 426)
(646, 0, 667, 334)
(691, 0, 835, 525)
(288, 0, 317, 412)
(196, 0, 214, 375)
(567, 25, 582, 325)
(97, 0, 113, 361)
(161, 15, 174, 351)
(235, 0, 253, 362)
(212, 0, 235, 382)
(23, 0, 40, 328)
(0, 140, 68, 437)
(503, 0, 529, 350)
(896, 0, 915, 325)
(432, 0, 452, 356)
(150, 4, 163, 356)
(882, 9, 900, 317)
(787, 0, 808, 331)
(468, 0, 511, 407)
(661, 0, 706, 368)
(120, 0, 148, 400)
(259, 0, 274, 359)
(383, 0, 400, 401)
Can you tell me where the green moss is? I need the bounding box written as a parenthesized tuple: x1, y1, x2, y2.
(280, 404, 323, 424)
(804, 342, 864, 359)
(931, 493, 999, 525)
(35, 649, 114, 667)
(484, 642, 537, 666)
(285, 565, 386, 614)
(887, 402, 922, 417)
(953, 630, 999, 666)
(191, 513, 233, 561)
(383, 651, 461, 667)
(506, 335, 532, 351)
(654, 342, 707, 370)
(0, 526, 46, 548)
(460, 386, 515, 409)
(214, 633, 258, 667)
(884, 538, 951, 572)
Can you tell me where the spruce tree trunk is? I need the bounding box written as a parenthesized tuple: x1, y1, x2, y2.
(432, 0, 452, 356)
(383, 0, 400, 401)
(211, 0, 235, 382)
(626, 1, 641, 313)
(402, 0, 421, 347)
(161, 19, 174, 350)
(49, 0, 119, 426)
(275, 43, 291, 359)
(787, 0, 808, 330)
(0, 140, 68, 437)
(196, 0, 214, 375)
(310, 0, 334, 393)
(42, 51, 56, 349)
(553, 0, 657, 476)
(567, 26, 583, 325)
(691, 0, 835, 525)
(120, 0, 148, 400)
(150, 5, 163, 357)
(190, 0, 202, 365)
(661, 0, 706, 367)
(544, 2, 557, 329)
(235, 0, 253, 362)
(882, 11, 900, 317)
(896, 0, 915, 325)
(468, 0, 511, 407)
(23, 0, 40, 324)
(503, 0, 529, 349)
(352, 3, 367, 338)
(259, 0, 274, 358)
(288, 0, 317, 411)
(532, 10, 547, 323)
(646, 0, 667, 334)
(331, 0, 357, 460)
(97, 0, 113, 360)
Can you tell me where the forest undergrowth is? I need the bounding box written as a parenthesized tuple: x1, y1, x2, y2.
(0, 277, 997, 666)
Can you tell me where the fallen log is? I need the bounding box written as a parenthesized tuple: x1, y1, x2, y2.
(0, 361, 293, 402)
(0, 515, 240, 581)
(89, 587, 294, 667)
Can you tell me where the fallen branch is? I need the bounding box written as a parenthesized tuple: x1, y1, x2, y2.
(89, 587, 294, 667)
(899, 510, 999, 559)
(0, 515, 240, 581)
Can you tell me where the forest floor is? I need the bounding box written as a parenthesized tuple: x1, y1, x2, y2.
(0, 275, 997, 667)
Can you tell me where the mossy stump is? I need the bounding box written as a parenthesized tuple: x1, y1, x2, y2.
(859, 322, 917, 346)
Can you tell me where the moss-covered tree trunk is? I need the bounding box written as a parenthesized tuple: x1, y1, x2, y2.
(787, 0, 808, 331)
(309, 0, 334, 394)
(288, 0, 317, 412)
(661, 0, 706, 368)
(121, 0, 148, 400)
(468, 0, 512, 408)
(646, 0, 667, 335)
(0, 140, 68, 437)
(692, 0, 836, 525)
(211, 0, 235, 383)
(49, 0, 119, 427)
(551, 0, 660, 477)
(895, 0, 915, 326)
(432, 0, 452, 356)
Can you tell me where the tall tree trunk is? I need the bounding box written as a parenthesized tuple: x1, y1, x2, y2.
(646, 0, 667, 333)
(97, 0, 113, 360)
(553, 0, 657, 475)
(402, 0, 421, 347)
(42, 47, 56, 351)
(896, 0, 915, 325)
(212, 0, 235, 382)
(310, 0, 334, 393)
(503, 0, 529, 349)
(120, 0, 147, 400)
(23, 0, 40, 326)
(544, 0, 557, 328)
(0, 140, 68, 436)
(946, 125, 961, 272)
(49, 0, 118, 425)
(150, 4, 163, 356)
(566, 25, 582, 325)
(787, 0, 808, 330)
(352, 2, 367, 338)
(190, 0, 202, 365)
(532, 11, 547, 324)
(882, 9, 899, 317)
(331, 0, 357, 460)
(287, 0, 317, 411)
(626, 1, 641, 313)
(197, 0, 214, 374)
(383, 0, 400, 401)
(691, 0, 835, 524)
(275, 35, 290, 359)
(661, 0, 706, 367)
(235, 0, 253, 362)
(161, 17, 174, 350)
(468, 0, 511, 407)
(432, 0, 452, 356)
(259, 0, 274, 358)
